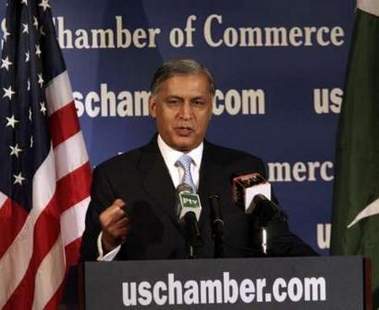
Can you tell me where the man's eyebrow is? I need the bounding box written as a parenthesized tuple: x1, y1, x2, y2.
(192, 96, 206, 99)
(164, 95, 207, 100)
(165, 95, 183, 99)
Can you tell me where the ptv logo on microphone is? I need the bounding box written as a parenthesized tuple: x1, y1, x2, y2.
(179, 192, 200, 208)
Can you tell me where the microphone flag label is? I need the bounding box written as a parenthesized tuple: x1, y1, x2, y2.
(178, 192, 202, 221)
(179, 192, 200, 209)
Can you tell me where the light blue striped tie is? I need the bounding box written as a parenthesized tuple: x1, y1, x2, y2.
(176, 154, 196, 192)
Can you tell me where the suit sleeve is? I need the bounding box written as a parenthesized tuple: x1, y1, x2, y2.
(79, 164, 117, 261)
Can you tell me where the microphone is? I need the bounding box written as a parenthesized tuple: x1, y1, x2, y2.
(232, 172, 284, 256)
(176, 184, 202, 254)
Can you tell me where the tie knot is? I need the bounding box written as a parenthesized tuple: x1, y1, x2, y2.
(176, 154, 193, 170)
(176, 154, 196, 191)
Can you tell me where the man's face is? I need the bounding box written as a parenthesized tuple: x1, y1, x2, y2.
(149, 73, 213, 152)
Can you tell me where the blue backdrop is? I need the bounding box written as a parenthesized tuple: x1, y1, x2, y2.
(1, 0, 355, 255)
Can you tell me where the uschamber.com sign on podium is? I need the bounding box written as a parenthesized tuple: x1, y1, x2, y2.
(79, 256, 371, 309)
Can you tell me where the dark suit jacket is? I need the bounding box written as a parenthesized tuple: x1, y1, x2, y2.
(80, 136, 317, 261)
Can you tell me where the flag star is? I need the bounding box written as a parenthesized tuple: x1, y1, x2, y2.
(6, 115, 19, 128)
(22, 23, 29, 34)
(1, 56, 12, 71)
(40, 102, 47, 115)
(39, 0, 50, 11)
(13, 172, 26, 185)
(38, 74, 44, 87)
(33, 16, 39, 29)
(28, 108, 32, 120)
(21, 0, 28, 4)
(30, 135, 34, 147)
(35, 44, 42, 57)
(27, 79, 31, 90)
(10, 143, 23, 157)
(25, 51, 30, 62)
(3, 86, 16, 99)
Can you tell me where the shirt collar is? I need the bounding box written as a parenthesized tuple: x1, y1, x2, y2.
(157, 134, 203, 168)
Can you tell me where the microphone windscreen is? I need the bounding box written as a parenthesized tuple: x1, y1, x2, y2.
(176, 183, 194, 194)
(232, 172, 271, 214)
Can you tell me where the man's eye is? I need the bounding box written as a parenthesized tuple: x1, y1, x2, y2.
(167, 99, 179, 105)
(193, 100, 205, 106)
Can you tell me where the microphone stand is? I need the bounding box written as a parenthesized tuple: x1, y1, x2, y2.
(209, 195, 224, 258)
(253, 194, 283, 257)
(213, 230, 224, 258)
(186, 245, 195, 259)
(257, 226, 268, 256)
(184, 212, 201, 259)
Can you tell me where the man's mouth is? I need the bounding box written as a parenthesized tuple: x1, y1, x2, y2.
(174, 126, 193, 136)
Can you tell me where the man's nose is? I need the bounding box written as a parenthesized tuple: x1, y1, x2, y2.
(178, 102, 193, 119)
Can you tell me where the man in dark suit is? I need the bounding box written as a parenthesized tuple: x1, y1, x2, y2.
(79, 58, 317, 261)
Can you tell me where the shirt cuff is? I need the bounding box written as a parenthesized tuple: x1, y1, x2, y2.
(96, 231, 121, 261)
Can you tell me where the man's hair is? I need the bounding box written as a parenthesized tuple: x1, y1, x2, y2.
(150, 58, 216, 96)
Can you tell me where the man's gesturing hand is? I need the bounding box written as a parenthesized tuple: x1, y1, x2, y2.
(99, 199, 130, 253)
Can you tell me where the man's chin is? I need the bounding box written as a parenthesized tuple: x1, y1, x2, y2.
(171, 137, 198, 152)
(174, 144, 193, 153)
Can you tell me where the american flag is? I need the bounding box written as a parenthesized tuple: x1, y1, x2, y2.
(0, 0, 91, 308)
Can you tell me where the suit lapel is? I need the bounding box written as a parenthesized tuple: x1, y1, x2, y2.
(197, 142, 230, 227)
(139, 139, 178, 222)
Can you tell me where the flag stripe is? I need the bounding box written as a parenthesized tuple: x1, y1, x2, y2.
(46, 71, 76, 116)
(61, 196, 91, 246)
(33, 236, 65, 310)
(58, 162, 91, 212)
(0, 194, 28, 259)
(64, 237, 83, 269)
(49, 101, 80, 148)
(0, 192, 7, 208)
(44, 277, 67, 310)
(45, 238, 85, 309)
(54, 131, 90, 181)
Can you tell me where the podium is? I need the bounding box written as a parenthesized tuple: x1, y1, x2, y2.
(77, 256, 371, 309)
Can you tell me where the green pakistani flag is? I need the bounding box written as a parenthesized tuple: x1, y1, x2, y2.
(330, 0, 379, 308)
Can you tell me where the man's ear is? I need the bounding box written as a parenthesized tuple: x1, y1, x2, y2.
(148, 96, 157, 118)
